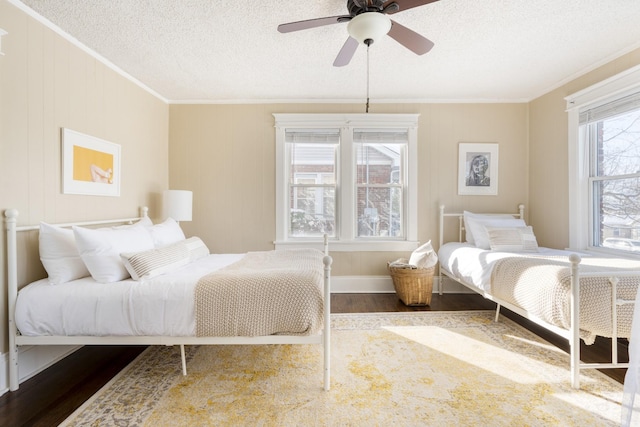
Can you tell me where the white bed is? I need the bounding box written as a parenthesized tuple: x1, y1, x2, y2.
(5, 207, 332, 392)
(15, 254, 244, 337)
(438, 205, 640, 389)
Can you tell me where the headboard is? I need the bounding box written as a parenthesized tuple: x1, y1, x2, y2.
(3, 207, 149, 390)
(438, 204, 525, 248)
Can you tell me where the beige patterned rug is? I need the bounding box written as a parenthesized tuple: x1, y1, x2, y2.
(60, 311, 623, 426)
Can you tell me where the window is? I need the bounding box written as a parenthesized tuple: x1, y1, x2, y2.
(566, 66, 640, 255)
(274, 114, 419, 251)
(355, 131, 406, 238)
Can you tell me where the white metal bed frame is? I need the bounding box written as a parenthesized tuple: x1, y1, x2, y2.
(4, 207, 333, 392)
(438, 204, 637, 389)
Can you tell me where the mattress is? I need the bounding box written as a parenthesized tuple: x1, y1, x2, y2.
(15, 254, 244, 337)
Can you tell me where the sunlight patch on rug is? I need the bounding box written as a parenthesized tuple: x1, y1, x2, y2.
(61, 311, 623, 426)
(383, 324, 568, 384)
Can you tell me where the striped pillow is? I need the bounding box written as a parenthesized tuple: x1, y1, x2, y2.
(486, 226, 539, 252)
(121, 237, 211, 280)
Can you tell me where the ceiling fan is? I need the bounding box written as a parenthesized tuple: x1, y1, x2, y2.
(277, 0, 440, 67)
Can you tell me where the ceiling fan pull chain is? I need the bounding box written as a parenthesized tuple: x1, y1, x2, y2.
(366, 43, 370, 113)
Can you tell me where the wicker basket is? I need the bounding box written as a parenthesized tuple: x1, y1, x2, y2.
(387, 261, 435, 306)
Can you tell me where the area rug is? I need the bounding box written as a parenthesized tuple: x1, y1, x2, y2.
(60, 311, 623, 426)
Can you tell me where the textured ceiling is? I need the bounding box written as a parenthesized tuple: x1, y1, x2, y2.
(13, 0, 640, 103)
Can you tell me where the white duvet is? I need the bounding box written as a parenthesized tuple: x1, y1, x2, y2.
(437, 242, 580, 293)
(15, 254, 244, 337)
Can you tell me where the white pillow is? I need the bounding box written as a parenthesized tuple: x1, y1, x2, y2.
(464, 213, 527, 250)
(121, 240, 190, 280)
(487, 226, 539, 252)
(73, 225, 155, 283)
(408, 240, 438, 269)
(463, 211, 519, 245)
(39, 222, 91, 285)
(148, 217, 186, 247)
(184, 236, 210, 261)
(112, 215, 153, 229)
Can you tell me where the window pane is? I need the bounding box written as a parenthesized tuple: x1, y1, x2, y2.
(287, 130, 337, 238)
(595, 110, 640, 177)
(355, 137, 405, 238)
(290, 143, 336, 184)
(356, 144, 402, 184)
(356, 186, 403, 237)
(289, 187, 335, 237)
(593, 177, 640, 251)
(590, 107, 640, 251)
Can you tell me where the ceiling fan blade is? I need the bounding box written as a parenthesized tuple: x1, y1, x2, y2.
(278, 15, 351, 33)
(388, 20, 434, 55)
(333, 37, 359, 67)
(385, 0, 440, 15)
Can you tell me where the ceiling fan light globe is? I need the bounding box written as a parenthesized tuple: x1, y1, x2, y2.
(347, 12, 391, 45)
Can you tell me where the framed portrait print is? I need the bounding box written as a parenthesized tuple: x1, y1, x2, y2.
(458, 142, 498, 196)
(62, 128, 121, 196)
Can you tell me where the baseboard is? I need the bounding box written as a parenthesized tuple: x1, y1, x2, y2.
(332, 275, 395, 293)
(0, 345, 80, 396)
(332, 275, 473, 294)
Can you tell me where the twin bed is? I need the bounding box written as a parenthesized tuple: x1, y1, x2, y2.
(438, 205, 640, 388)
(5, 207, 332, 392)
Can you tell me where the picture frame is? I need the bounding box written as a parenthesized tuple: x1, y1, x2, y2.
(62, 128, 121, 196)
(458, 142, 498, 196)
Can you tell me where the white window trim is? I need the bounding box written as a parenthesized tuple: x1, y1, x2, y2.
(565, 64, 640, 251)
(274, 113, 420, 252)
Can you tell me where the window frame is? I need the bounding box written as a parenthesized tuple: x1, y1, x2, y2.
(566, 64, 640, 256)
(274, 113, 420, 252)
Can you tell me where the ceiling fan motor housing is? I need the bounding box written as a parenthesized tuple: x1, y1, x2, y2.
(347, 0, 388, 16)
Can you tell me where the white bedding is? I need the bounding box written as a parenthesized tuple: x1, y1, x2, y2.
(438, 242, 580, 292)
(15, 253, 244, 337)
(439, 242, 640, 343)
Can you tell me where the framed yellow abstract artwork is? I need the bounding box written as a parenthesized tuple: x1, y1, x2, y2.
(62, 128, 121, 196)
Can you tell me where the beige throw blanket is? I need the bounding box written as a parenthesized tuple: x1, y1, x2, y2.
(491, 255, 640, 344)
(195, 249, 325, 337)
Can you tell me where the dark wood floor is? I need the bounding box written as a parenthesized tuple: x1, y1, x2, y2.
(0, 293, 628, 426)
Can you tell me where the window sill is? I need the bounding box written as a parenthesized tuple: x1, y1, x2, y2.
(583, 247, 640, 260)
(274, 240, 420, 252)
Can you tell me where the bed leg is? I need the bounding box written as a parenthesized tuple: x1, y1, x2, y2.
(323, 255, 332, 391)
(180, 345, 187, 376)
(9, 344, 19, 391)
(610, 277, 620, 364)
(494, 304, 501, 322)
(6, 209, 20, 391)
(569, 254, 582, 389)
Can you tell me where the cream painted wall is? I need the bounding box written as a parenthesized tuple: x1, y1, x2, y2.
(528, 48, 640, 249)
(169, 102, 529, 276)
(0, 2, 169, 354)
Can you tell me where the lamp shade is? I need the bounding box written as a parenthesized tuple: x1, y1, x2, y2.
(347, 12, 391, 45)
(163, 190, 193, 222)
